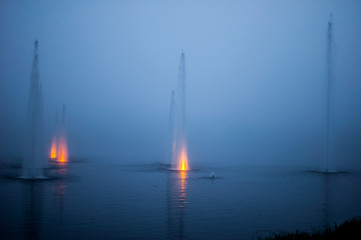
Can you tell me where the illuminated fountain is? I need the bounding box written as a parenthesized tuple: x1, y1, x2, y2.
(170, 51, 189, 171)
(178, 144, 188, 171)
(167, 61, 189, 234)
(49, 111, 59, 159)
(57, 105, 68, 163)
(58, 135, 68, 164)
(50, 105, 68, 164)
(50, 138, 57, 159)
(21, 41, 45, 179)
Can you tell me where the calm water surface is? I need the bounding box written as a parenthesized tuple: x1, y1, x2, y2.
(1, 159, 361, 239)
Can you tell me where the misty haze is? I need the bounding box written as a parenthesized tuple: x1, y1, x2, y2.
(1, 1, 361, 239)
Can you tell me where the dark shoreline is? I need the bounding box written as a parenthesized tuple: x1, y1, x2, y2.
(262, 217, 361, 240)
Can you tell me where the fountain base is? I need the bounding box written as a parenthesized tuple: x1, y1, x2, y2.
(17, 175, 48, 180)
(307, 170, 350, 175)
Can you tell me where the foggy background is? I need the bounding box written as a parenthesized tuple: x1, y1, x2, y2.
(1, 0, 361, 170)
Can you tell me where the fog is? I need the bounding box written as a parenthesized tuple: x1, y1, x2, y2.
(1, 0, 361, 170)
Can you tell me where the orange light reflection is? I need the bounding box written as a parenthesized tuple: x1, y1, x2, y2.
(179, 170, 187, 207)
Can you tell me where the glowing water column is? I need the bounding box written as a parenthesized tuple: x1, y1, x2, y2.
(170, 51, 189, 171)
(50, 138, 57, 159)
(50, 111, 59, 159)
(57, 105, 68, 163)
(49, 105, 68, 163)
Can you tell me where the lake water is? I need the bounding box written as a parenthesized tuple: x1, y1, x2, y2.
(1, 159, 361, 239)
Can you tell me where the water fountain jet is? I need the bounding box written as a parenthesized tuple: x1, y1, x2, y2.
(50, 105, 68, 164)
(20, 41, 46, 179)
(324, 13, 335, 173)
(169, 51, 189, 171)
(50, 138, 57, 159)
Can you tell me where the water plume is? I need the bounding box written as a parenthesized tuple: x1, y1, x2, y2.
(325, 13, 334, 172)
(21, 41, 45, 179)
(57, 105, 68, 163)
(169, 90, 176, 165)
(49, 111, 59, 159)
(50, 138, 57, 159)
(50, 105, 68, 163)
(170, 51, 189, 170)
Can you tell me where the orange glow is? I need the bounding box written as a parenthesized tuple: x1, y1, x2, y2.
(50, 138, 57, 159)
(178, 143, 189, 171)
(57, 136, 68, 163)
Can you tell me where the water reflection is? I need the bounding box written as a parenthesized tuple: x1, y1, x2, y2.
(51, 160, 68, 231)
(57, 162, 67, 176)
(23, 182, 44, 240)
(49, 158, 68, 176)
(22, 161, 68, 240)
(52, 162, 67, 201)
(322, 174, 330, 228)
(167, 171, 188, 240)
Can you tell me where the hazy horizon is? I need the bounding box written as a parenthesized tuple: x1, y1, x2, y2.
(1, 0, 361, 170)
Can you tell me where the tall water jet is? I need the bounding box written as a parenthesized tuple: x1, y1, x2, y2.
(169, 90, 176, 164)
(21, 40, 45, 179)
(325, 13, 334, 172)
(170, 51, 189, 171)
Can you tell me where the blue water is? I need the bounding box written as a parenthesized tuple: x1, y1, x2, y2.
(1, 159, 361, 239)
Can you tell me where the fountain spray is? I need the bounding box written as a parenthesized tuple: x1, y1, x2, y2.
(21, 41, 45, 178)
